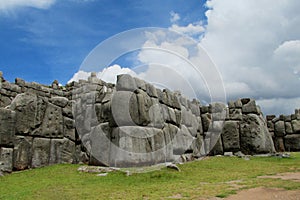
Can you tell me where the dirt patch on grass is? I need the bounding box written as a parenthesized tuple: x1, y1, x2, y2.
(259, 172, 300, 182)
(222, 187, 300, 200)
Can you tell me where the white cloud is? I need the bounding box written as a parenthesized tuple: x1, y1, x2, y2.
(68, 70, 91, 83)
(170, 23, 205, 38)
(69, 65, 137, 84)
(96, 64, 137, 83)
(199, 0, 300, 114)
(170, 11, 180, 23)
(0, 0, 55, 11)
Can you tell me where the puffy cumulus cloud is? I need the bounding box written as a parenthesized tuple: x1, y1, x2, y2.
(69, 64, 137, 84)
(169, 23, 205, 38)
(199, 0, 300, 114)
(0, 0, 55, 11)
(96, 64, 137, 83)
(68, 70, 91, 83)
(170, 11, 180, 24)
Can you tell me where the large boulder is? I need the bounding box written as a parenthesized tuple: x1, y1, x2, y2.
(50, 138, 76, 164)
(31, 138, 51, 168)
(284, 134, 300, 151)
(221, 121, 240, 152)
(240, 114, 275, 154)
(10, 93, 46, 135)
(13, 136, 32, 170)
(0, 108, 16, 147)
(0, 147, 13, 173)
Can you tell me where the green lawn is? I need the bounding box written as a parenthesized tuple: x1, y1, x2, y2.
(1, 153, 300, 200)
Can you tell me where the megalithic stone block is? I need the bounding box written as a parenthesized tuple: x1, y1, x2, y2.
(0, 108, 16, 147)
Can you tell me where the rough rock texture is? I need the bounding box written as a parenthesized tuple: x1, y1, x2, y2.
(267, 110, 300, 152)
(0, 72, 297, 174)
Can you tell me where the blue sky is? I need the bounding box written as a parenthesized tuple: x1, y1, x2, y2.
(0, 0, 207, 84)
(1, 0, 300, 115)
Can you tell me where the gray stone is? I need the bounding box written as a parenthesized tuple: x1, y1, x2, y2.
(13, 136, 32, 170)
(40, 103, 64, 138)
(10, 93, 40, 134)
(266, 115, 276, 121)
(284, 134, 300, 151)
(0, 108, 15, 147)
(148, 100, 164, 128)
(32, 138, 50, 168)
(291, 120, 300, 133)
(116, 74, 137, 92)
(201, 113, 211, 132)
(145, 83, 158, 98)
(229, 108, 242, 120)
(234, 99, 243, 108)
(240, 114, 275, 154)
(64, 117, 76, 141)
(222, 121, 240, 152)
(89, 123, 111, 166)
(267, 120, 274, 132)
(136, 90, 152, 126)
(50, 138, 76, 164)
(242, 99, 258, 114)
(285, 122, 293, 135)
(50, 96, 68, 108)
(0, 95, 12, 107)
(274, 120, 286, 137)
(0, 147, 13, 173)
(134, 77, 146, 91)
(209, 136, 223, 156)
(274, 137, 285, 152)
(210, 102, 226, 113)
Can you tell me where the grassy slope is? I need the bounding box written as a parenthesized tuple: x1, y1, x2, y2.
(1, 153, 300, 200)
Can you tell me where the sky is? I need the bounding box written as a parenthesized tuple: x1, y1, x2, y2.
(1, 0, 300, 115)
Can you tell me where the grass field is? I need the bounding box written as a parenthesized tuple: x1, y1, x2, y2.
(1, 153, 300, 200)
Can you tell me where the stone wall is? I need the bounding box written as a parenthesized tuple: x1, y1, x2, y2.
(267, 111, 300, 152)
(0, 72, 297, 174)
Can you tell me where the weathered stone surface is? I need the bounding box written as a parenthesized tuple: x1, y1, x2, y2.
(116, 74, 137, 92)
(89, 123, 111, 166)
(145, 83, 158, 98)
(13, 136, 32, 170)
(111, 91, 139, 126)
(240, 114, 275, 154)
(242, 99, 259, 114)
(274, 120, 286, 137)
(0, 108, 15, 147)
(274, 137, 285, 152)
(40, 103, 64, 138)
(50, 96, 68, 108)
(229, 108, 242, 120)
(209, 135, 223, 156)
(136, 90, 152, 126)
(0, 147, 13, 173)
(291, 120, 300, 133)
(0, 95, 12, 107)
(32, 138, 50, 168)
(284, 134, 300, 151)
(201, 113, 211, 132)
(10, 93, 39, 134)
(50, 138, 76, 164)
(285, 122, 293, 135)
(222, 121, 240, 152)
(134, 77, 146, 91)
(64, 117, 76, 141)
